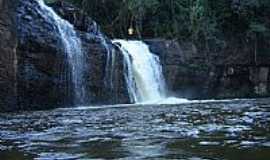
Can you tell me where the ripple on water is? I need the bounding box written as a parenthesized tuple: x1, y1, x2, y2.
(240, 141, 259, 147)
(36, 152, 85, 160)
(199, 141, 221, 146)
(262, 142, 270, 147)
(0, 99, 269, 160)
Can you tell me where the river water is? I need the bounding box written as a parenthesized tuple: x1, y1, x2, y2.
(0, 99, 270, 160)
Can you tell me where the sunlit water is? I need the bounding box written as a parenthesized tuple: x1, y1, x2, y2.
(0, 99, 270, 160)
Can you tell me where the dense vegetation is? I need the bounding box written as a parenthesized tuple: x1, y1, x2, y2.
(46, 0, 270, 55)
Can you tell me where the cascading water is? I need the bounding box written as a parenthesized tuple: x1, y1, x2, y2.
(113, 42, 138, 103)
(113, 40, 190, 104)
(100, 35, 115, 91)
(37, 0, 86, 105)
(113, 40, 167, 103)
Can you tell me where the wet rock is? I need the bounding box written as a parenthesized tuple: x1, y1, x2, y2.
(17, 0, 129, 109)
(79, 34, 129, 104)
(16, 0, 74, 110)
(50, 1, 129, 104)
(146, 39, 208, 99)
(250, 67, 269, 95)
(0, 0, 129, 112)
(146, 39, 270, 99)
(49, 1, 100, 35)
(0, 0, 18, 112)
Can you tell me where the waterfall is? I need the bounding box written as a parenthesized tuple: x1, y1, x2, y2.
(113, 40, 167, 103)
(37, 0, 86, 105)
(113, 42, 138, 103)
(100, 35, 115, 91)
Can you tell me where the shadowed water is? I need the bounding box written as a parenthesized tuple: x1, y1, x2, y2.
(0, 99, 270, 160)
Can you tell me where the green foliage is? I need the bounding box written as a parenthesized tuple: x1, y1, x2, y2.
(45, 0, 57, 4)
(45, 0, 270, 48)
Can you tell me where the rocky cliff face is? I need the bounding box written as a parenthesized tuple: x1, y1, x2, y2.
(0, 0, 129, 112)
(16, 0, 74, 110)
(50, 1, 129, 104)
(0, 0, 269, 112)
(77, 33, 129, 104)
(0, 0, 18, 112)
(146, 39, 270, 99)
(16, 0, 129, 108)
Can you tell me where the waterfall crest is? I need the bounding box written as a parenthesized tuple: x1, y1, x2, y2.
(113, 40, 167, 103)
(37, 0, 86, 105)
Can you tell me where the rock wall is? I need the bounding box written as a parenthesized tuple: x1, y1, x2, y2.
(51, 1, 129, 104)
(0, 0, 18, 112)
(16, 0, 74, 110)
(79, 33, 129, 104)
(15, 0, 129, 109)
(146, 40, 209, 99)
(0, 0, 129, 112)
(146, 39, 270, 99)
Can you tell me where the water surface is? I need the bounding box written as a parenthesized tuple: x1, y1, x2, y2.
(0, 99, 270, 160)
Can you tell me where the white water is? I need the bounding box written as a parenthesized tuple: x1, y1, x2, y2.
(113, 40, 174, 103)
(37, 0, 86, 104)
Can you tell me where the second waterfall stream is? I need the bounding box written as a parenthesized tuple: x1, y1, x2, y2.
(113, 40, 189, 104)
(36, 0, 86, 105)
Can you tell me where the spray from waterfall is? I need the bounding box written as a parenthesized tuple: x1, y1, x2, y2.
(37, 0, 86, 105)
